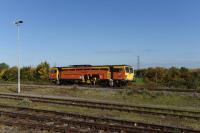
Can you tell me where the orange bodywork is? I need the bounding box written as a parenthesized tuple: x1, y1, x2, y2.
(60, 67, 110, 80)
(49, 65, 134, 85)
(113, 71, 126, 80)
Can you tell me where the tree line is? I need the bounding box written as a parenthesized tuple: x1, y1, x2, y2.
(0, 62, 50, 82)
(0, 62, 199, 89)
(136, 67, 200, 89)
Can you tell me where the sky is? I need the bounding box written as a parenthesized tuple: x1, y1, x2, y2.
(0, 0, 200, 68)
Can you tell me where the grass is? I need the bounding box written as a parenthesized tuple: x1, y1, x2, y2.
(134, 78, 144, 84)
(0, 80, 51, 85)
(0, 85, 199, 109)
(46, 88, 200, 109)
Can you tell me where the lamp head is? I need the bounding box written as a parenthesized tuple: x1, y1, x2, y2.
(14, 20, 23, 25)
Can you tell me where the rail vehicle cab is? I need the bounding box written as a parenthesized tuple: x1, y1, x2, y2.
(111, 65, 134, 86)
(125, 66, 134, 81)
(49, 67, 59, 83)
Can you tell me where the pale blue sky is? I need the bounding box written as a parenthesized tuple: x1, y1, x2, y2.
(0, 0, 200, 68)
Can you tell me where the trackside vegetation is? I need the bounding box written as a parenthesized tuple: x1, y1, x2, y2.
(0, 62, 200, 90)
(135, 67, 200, 90)
(0, 62, 50, 83)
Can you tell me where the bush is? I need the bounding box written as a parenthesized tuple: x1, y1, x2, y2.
(1, 67, 17, 81)
(185, 78, 199, 89)
(166, 78, 186, 88)
(21, 66, 36, 81)
(18, 98, 32, 107)
(136, 67, 200, 89)
(35, 61, 50, 80)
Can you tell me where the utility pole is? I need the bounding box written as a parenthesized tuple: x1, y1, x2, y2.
(14, 20, 23, 94)
(137, 56, 140, 70)
(155, 72, 158, 86)
(137, 56, 141, 78)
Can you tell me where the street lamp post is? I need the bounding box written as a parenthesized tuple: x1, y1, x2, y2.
(14, 20, 23, 94)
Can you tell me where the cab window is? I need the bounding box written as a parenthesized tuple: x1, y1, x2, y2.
(130, 68, 133, 73)
(113, 68, 123, 72)
(51, 70, 57, 74)
(125, 67, 129, 73)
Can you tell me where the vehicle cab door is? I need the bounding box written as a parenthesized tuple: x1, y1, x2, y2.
(113, 66, 125, 80)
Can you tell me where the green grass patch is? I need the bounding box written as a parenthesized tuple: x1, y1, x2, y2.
(134, 78, 144, 84)
(0, 85, 199, 109)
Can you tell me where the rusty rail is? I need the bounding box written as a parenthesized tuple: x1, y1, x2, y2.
(0, 104, 198, 133)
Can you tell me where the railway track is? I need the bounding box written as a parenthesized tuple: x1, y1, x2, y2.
(0, 119, 85, 133)
(0, 104, 198, 133)
(0, 110, 133, 132)
(136, 88, 200, 93)
(0, 93, 199, 120)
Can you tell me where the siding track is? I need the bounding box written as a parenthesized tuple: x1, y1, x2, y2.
(0, 93, 199, 120)
(0, 104, 198, 133)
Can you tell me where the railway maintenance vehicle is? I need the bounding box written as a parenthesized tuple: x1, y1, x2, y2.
(49, 65, 134, 86)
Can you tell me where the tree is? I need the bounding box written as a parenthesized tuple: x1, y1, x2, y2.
(1, 67, 17, 81)
(0, 63, 9, 72)
(35, 61, 50, 80)
(21, 66, 35, 81)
